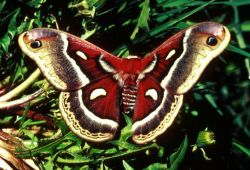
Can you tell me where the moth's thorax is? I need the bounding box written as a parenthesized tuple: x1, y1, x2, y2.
(118, 60, 141, 114)
(115, 56, 158, 114)
(120, 56, 143, 73)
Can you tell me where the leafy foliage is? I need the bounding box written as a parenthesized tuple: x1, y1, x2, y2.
(0, 0, 250, 169)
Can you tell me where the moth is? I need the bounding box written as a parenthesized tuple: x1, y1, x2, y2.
(18, 22, 230, 144)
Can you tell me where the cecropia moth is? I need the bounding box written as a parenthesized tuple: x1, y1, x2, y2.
(18, 22, 230, 144)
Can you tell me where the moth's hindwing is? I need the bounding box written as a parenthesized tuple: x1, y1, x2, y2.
(131, 75, 184, 144)
(59, 88, 119, 142)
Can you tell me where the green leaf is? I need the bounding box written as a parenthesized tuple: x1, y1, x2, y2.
(0, 116, 13, 124)
(16, 132, 76, 158)
(0, 8, 20, 52)
(21, 119, 46, 127)
(232, 139, 250, 157)
(245, 59, 250, 79)
(130, 0, 150, 39)
(27, 0, 45, 8)
(123, 160, 135, 170)
(144, 163, 168, 170)
(19, 102, 30, 126)
(241, 21, 250, 32)
(17, 19, 35, 34)
(227, 44, 250, 58)
(44, 150, 62, 170)
(149, 0, 215, 37)
(120, 114, 133, 140)
(21, 129, 38, 145)
(0, 0, 6, 12)
(160, 0, 195, 8)
(56, 143, 158, 165)
(0, 34, 11, 52)
(109, 115, 137, 150)
(168, 136, 188, 170)
(137, 0, 150, 31)
(204, 94, 223, 116)
(33, 11, 43, 27)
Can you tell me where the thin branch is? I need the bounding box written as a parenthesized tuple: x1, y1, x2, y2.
(0, 69, 41, 102)
(0, 89, 44, 109)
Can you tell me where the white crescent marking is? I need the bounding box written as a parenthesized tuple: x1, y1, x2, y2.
(132, 90, 183, 139)
(90, 88, 107, 100)
(143, 56, 157, 74)
(127, 56, 139, 59)
(59, 90, 118, 142)
(160, 28, 192, 88)
(76, 51, 87, 60)
(145, 89, 158, 101)
(99, 56, 116, 73)
(77, 90, 116, 127)
(165, 49, 176, 60)
(138, 56, 157, 81)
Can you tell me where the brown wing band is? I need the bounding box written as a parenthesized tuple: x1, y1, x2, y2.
(59, 90, 118, 142)
(132, 91, 183, 144)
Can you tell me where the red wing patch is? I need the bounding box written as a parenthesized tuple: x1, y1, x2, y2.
(59, 76, 121, 142)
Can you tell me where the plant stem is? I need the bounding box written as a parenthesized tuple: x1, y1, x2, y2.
(56, 143, 158, 164)
(0, 69, 41, 102)
(0, 89, 44, 109)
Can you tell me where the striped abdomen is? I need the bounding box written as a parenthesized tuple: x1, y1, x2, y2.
(121, 74, 138, 114)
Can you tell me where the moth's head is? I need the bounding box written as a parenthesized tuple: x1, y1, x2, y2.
(186, 22, 230, 54)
